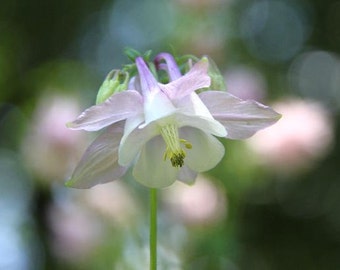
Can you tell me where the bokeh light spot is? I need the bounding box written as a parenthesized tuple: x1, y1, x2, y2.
(240, 0, 311, 62)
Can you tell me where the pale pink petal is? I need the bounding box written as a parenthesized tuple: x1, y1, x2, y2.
(160, 58, 211, 100)
(199, 91, 281, 139)
(66, 123, 128, 188)
(67, 90, 143, 131)
(133, 136, 178, 188)
(180, 127, 225, 172)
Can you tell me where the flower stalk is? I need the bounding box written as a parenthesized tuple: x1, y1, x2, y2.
(149, 188, 158, 270)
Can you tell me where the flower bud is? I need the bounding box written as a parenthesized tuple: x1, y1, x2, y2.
(96, 70, 129, 104)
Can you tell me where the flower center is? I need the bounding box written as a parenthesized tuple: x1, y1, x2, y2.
(160, 124, 192, 168)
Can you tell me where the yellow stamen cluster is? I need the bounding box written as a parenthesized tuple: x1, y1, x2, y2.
(160, 124, 192, 167)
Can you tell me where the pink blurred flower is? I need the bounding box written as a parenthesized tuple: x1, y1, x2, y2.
(48, 203, 102, 262)
(79, 182, 139, 226)
(247, 98, 334, 173)
(163, 175, 226, 225)
(22, 93, 86, 182)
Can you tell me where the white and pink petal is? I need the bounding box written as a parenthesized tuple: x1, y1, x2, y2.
(199, 91, 281, 139)
(67, 90, 143, 131)
(160, 58, 211, 100)
(65, 123, 127, 188)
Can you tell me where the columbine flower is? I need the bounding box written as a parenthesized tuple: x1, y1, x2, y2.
(66, 53, 281, 188)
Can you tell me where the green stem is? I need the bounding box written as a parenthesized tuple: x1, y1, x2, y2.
(150, 188, 158, 270)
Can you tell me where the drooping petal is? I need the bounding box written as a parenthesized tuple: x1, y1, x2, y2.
(180, 127, 225, 172)
(160, 58, 211, 100)
(177, 166, 198, 185)
(65, 123, 128, 188)
(67, 90, 143, 131)
(199, 91, 282, 139)
(133, 136, 178, 188)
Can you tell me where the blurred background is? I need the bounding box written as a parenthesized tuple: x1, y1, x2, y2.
(1, 0, 340, 269)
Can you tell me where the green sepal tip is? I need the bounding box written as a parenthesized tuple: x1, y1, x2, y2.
(96, 69, 129, 104)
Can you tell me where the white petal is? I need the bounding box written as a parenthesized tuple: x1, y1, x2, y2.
(66, 123, 127, 188)
(177, 166, 198, 185)
(118, 118, 159, 166)
(160, 58, 211, 100)
(175, 92, 213, 117)
(199, 91, 281, 139)
(174, 92, 227, 137)
(180, 127, 225, 172)
(67, 90, 143, 131)
(142, 90, 177, 126)
(133, 136, 178, 188)
(176, 113, 227, 137)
